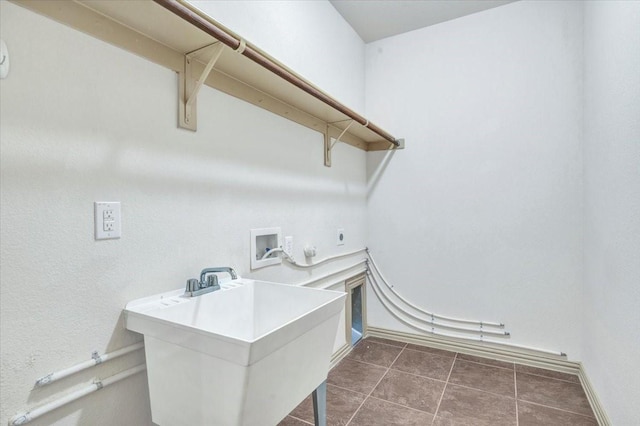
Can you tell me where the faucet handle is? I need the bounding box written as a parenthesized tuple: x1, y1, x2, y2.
(186, 278, 200, 292)
(206, 274, 219, 289)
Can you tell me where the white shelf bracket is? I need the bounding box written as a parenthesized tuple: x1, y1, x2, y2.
(179, 42, 225, 131)
(324, 120, 354, 167)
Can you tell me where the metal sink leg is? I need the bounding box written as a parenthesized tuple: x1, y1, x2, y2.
(312, 380, 327, 426)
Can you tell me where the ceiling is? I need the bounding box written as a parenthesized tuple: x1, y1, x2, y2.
(330, 0, 516, 43)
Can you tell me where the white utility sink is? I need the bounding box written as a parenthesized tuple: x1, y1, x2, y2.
(125, 278, 346, 426)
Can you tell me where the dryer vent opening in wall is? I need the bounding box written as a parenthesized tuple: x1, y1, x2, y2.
(346, 275, 366, 346)
(350, 284, 363, 346)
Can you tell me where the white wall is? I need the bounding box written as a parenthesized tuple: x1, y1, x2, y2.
(3, 0, 638, 423)
(188, 0, 365, 112)
(583, 1, 640, 423)
(0, 2, 365, 425)
(365, 1, 640, 420)
(365, 1, 585, 356)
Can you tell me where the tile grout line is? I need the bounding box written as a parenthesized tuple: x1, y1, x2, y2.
(515, 369, 581, 384)
(344, 344, 407, 426)
(516, 399, 598, 419)
(386, 356, 519, 400)
(367, 394, 437, 415)
(344, 357, 402, 369)
(286, 414, 314, 425)
(371, 339, 578, 381)
(516, 366, 596, 419)
(516, 371, 595, 418)
(288, 339, 590, 425)
(386, 357, 518, 394)
(328, 340, 590, 426)
(429, 352, 458, 425)
(440, 382, 517, 401)
(386, 366, 448, 385)
(364, 339, 408, 350)
(402, 346, 457, 359)
(327, 383, 369, 397)
(456, 357, 515, 371)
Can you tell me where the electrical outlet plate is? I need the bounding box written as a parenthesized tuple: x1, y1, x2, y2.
(337, 228, 345, 246)
(95, 202, 121, 240)
(284, 236, 293, 256)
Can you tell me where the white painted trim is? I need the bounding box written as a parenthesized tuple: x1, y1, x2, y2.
(366, 326, 578, 373)
(330, 342, 351, 369)
(367, 326, 610, 425)
(578, 364, 611, 426)
(298, 262, 367, 289)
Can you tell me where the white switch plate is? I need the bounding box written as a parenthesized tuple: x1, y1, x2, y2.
(95, 202, 121, 240)
(337, 228, 345, 246)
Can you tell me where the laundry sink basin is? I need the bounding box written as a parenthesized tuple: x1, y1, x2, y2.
(125, 278, 346, 425)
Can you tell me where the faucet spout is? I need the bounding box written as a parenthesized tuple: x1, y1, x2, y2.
(200, 266, 238, 283)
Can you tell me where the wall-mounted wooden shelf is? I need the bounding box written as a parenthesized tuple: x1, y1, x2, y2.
(14, 0, 404, 166)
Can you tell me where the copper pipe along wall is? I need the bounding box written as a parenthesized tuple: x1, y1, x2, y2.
(153, 0, 399, 147)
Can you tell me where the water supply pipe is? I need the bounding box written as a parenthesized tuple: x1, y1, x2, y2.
(367, 249, 504, 327)
(367, 271, 509, 337)
(366, 273, 564, 356)
(34, 342, 144, 387)
(264, 247, 367, 269)
(9, 365, 146, 426)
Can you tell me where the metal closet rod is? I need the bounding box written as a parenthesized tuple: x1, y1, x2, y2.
(152, 0, 399, 147)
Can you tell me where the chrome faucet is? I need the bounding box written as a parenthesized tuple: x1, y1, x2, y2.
(184, 266, 238, 297)
(200, 266, 237, 282)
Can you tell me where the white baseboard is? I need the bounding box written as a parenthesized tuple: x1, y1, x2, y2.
(366, 326, 579, 372)
(330, 342, 352, 369)
(578, 364, 611, 426)
(366, 326, 610, 425)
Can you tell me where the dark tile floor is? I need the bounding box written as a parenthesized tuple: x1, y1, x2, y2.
(280, 337, 597, 426)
